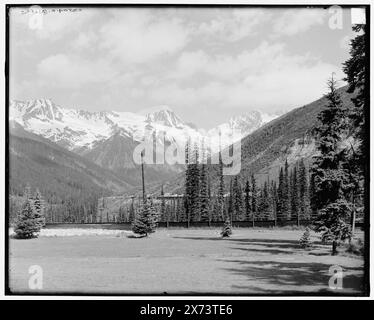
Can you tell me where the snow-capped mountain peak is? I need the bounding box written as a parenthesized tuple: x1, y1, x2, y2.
(145, 109, 184, 128)
(208, 111, 279, 143)
(9, 99, 281, 154)
(10, 98, 64, 123)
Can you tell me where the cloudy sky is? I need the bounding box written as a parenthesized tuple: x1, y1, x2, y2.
(9, 6, 356, 128)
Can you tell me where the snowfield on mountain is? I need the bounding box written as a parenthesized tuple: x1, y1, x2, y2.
(10, 99, 279, 154)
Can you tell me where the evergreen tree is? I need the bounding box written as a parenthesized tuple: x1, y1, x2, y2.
(343, 24, 366, 235)
(244, 180, 251, 221)
(309, 172, 318, 219)
(184, 139, 199, 223)
(128, 198, 135, 223)
(299, 227, 312, 249)
(271, 180, 278, 222)
(190, 142, 200, 221)
(277, 160, 291, 220)
(221, 216, 232, 238)
(160, 185, 166, 222)
(177, 197, 186, 222)
(118, 205, 125, 222)
(217, 144, 225, 221)
(262, 181, 271, 220)
(277, 167, 284, 220)
(312, 76, 352, 255)
(298, 158, 310, 219)
(199, 163, 210, 222)
(184, 139, 192, 224)
(232, 176, 244, 220)
(32, 189, 46, 228)
(290, 166, 300, 225)
(14, 188, 44, 239)
(283, 159, 291, 219)
(228, 178, 234, 223)
(343, 24, 366, 165)
(251, 174, 257, 225)
(132, 199, 157, 237)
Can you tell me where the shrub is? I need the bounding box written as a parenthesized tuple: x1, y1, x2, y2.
(299, 227, 312, 249)
(221, 217, 232, 238)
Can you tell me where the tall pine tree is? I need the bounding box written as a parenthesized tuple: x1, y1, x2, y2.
(244, 180, 251, 221)
(160, 185, 166, 222)
(233, 176, 244, 221)
(190, 142, 200, 221)
(251, 174, 257, 226)
(312, 76, 352, 255)
(228, 178, 234, 223)
(290, 166, 300, 225)
(184, 139, 192, 225)
(217, 139, 225, 222)
(284, 159, 291, 219)
(298, 158, 310, 219)
(277, 167, 284, 220)
(261, 181, 271, 220)
(199, 163, 210, 222)
(32, 189, 46, 227)
(343, 24, 366, 236)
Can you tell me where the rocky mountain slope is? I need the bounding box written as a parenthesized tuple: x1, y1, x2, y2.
(9, 121, 132, 202)
(10, 99, 278, 186)
(149, 86, 354, 195)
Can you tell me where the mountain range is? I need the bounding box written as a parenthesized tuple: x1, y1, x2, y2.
(9, 121, 131, 203)
(142, 85, 354, 195)
(9, 99, 279, 192)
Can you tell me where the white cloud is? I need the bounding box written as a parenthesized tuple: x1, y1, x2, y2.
(10, 7, 97, 41)
(197, 8, 270, 41)
(37, 54, 118, 88)
(99, 10, 190, 64)
(175, 42, 310, 81)
(273, 9, 327, 36)
(10, 7, 351, 127)
(71, 31, 98, 50)
(151, 41, 343, 112)
(150, 60, 343, 114)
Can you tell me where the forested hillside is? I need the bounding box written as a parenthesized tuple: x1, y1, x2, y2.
(9, 122, 131, 221)
(148, 86, 354, 195)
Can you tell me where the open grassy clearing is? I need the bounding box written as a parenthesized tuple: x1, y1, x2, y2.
(9, 228, 365, 295)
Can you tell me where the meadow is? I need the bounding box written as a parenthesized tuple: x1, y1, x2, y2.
(8, 228, 365, 295)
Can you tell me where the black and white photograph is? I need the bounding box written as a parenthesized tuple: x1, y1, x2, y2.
(4, 2, 370, 298)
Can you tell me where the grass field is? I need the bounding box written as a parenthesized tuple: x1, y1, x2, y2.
(8, 228, 365, 295)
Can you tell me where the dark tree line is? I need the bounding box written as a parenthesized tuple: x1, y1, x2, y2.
(182, 135, 312, 225)
(10, 185, 100, 224)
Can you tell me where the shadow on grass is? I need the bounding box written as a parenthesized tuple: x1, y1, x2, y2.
(173, 236, 329, 254)
(173, 236, 307, 253)
(221, 259, 365, 295)
(173, 235, 365, 295)
(173, 236, 223, 241)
